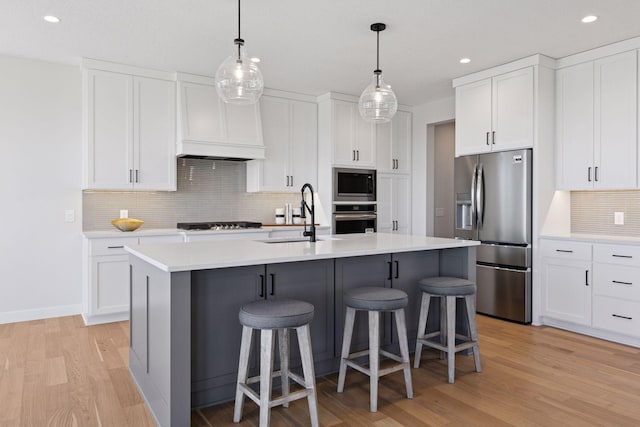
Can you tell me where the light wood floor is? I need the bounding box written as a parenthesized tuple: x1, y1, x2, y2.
(2, 315, 640, 426)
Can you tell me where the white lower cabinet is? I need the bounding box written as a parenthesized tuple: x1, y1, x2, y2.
(540, 238, 640, 346)
(592, 244, 640, 338)
(540, 240, 592, 325)
(83, 234, 183, 325)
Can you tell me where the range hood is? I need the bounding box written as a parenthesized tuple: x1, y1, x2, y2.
(176, 141, 265, 161)
(176, 72, 265, 161)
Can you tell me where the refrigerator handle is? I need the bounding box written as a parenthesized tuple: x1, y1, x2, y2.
(471, 163, 477, 230)
(477, 163, 484, 229)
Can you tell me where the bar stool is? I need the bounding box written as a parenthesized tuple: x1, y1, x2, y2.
(337, 287, 413, 412)
(233, 299, 319, 427)
(413, 276, 482, 383)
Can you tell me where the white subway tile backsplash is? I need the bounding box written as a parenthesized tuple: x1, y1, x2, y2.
(571, 190, 640, 236)
(83, 159, 300, 230)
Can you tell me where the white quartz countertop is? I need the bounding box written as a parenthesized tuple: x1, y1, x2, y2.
(83, 225, 329, 239)
(125, 233, 480, 273)
(540, 233, 640, 246)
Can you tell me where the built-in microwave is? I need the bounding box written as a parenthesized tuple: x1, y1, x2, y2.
(333, 168, 376, 202)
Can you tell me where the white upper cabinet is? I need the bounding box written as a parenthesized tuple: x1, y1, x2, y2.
(176, 74, 264, 159)
(594, 51, 637, 189)
(455, 67, 533, 157)
(377, 173, 411, 235)
(556, 62, 594, 190)
(556, 50, 637, 190)
(377, 110, 412, 173)
(331, 100, 376, 168)
(134, 76, 177, 190)
(83, 63, 176, 191)
(246, 94, 317, 192)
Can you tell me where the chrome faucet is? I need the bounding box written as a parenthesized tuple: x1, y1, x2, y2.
(300, 183, 316, 242)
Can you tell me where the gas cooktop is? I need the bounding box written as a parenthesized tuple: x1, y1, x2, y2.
(177, 221, 262, 231)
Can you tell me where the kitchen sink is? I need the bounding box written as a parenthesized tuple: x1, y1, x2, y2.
(257, 237, 341, 244)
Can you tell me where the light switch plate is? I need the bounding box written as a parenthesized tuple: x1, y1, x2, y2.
(120, 209, 129, 219)
(64, 209, 75, 223)
(614, 212, 624, 225)
(435, 208, 445, 217)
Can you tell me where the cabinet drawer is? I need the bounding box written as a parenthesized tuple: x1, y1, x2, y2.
(90, 237, 139, 256)
(540, 239, 591, 261)
(593, 296, 640, 337)
(593, 244, 640, 267)
(594, 264, 640, 301)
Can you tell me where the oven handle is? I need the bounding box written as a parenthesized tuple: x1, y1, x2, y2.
(333, 214, 377, 220)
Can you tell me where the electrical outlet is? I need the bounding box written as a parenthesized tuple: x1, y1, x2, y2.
(120, 209, 129, 219)
(64, 209, 75, 223)
(614, 212, 624, 225)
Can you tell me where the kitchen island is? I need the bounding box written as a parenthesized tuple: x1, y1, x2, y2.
(125, 233, 479, 426)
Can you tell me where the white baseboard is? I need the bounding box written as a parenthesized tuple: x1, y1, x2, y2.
(541, 316, 640, 348)
(0, 304, 82, 325)
(82, 311, 129, 326)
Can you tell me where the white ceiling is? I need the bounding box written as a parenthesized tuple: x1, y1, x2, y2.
(2, 0, 640, 106)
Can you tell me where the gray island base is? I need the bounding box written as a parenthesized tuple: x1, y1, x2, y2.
(125, 233, 478, 426)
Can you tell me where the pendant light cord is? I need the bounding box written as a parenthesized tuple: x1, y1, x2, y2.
(376, 30, 380, 72)
(375, 28, 381, 88)
(235, 0, 244, 61)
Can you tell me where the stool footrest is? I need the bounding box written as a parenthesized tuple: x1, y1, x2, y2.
(269, 388, 314, 408)
(416, 337, 477, 353)
(246, 369, 288, 385)
(238, 383, 261, 406)
(344, 348, 409, 379)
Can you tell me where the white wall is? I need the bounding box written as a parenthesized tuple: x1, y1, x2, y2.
(0, 55, 83, 323)
(433, 122, 455, 238)
(411, 96, 455, 236)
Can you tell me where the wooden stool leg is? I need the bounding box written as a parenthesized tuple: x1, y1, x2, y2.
(297, 324, 319, 427)
(446, 296, 456, 384)
(337, 307, 356, 393)
(233, 325, 253, 423)
(259, 329, 275, 427)
(413, 292, 431, 368)
(278, 328, 290, 408)
(369, 310, 380, 412)
(465, 295, 482, 373)
(394, 309, 413, 399)
(440, 296, 447, 360)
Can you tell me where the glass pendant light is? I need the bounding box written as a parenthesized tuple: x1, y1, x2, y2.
(215, 0, 264, 104)
(358, 23, 398, 123)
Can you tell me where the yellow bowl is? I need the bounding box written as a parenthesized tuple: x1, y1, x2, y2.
(111, 218, 144, 232)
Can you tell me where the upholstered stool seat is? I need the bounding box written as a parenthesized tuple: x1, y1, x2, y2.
(418, 277, 476, 296)
(234, 299, 318, 427)
(239, 299, 314, 329)
(337, 287, 413, 412)
(344, 287, 409, 311)
(414, 276, 482, 384)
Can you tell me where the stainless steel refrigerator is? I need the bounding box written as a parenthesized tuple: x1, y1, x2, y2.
(454, 149, 532, 323)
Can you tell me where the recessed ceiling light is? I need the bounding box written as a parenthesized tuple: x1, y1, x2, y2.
(581, 15, 598, 23)
(460, 58, 471, 64)
(43, 15, 61, 23)
(250, 57, 261, 63)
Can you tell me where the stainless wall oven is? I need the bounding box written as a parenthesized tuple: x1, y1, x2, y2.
(332, 204, 377, 234)
(333, 168, 376, 202)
